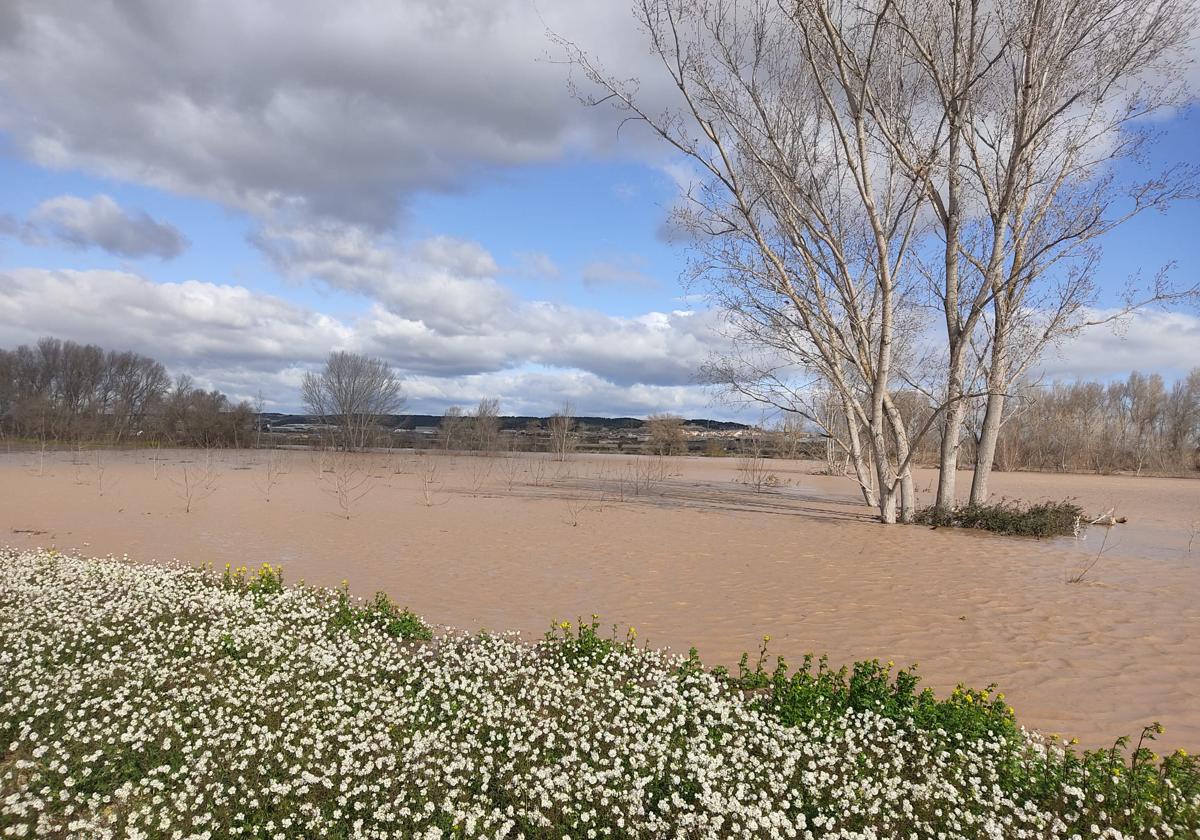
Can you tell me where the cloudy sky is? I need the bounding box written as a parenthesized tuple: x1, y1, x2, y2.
(0, 1, 1197, 418)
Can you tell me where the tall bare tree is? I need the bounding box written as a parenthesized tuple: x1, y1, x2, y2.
(301, 351, 405, 452)
(561, 0, 1196, 520)
(855, 0, 1198, 507)
(469, 397, 501, 453)
(548, 402, 577, 461)
(559, 0, 930, 521)
(440, 405, 467, 451)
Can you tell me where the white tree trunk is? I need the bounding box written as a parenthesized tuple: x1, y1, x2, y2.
(970, 349, 1010, 505)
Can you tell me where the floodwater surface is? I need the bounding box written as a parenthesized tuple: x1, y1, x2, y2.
(1, 447, 1197, 750)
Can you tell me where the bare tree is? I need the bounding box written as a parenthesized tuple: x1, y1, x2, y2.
(91, 449, 116, 497)
(559, 0, 927, 521)
(737, 429, 770, 492)
(645, 413, 687, 456)
(561, 0, 1196, 522)
(169, 456, 219, 514)
(498, 446, 525, 491)
(548, 402, 577, 461)
(320, 450, 373, 519)
(301, 351, 405, 452)
(416, 452, 448, 507)
(440, 406, 467, 451)
(469, 397, 501, 454)
(256, 449, 289, 502)
(872, 0, 1200, 507)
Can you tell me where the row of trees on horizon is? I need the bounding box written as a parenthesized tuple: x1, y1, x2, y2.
(1, 336, 1197, 479)
(0, 337, 254, 447)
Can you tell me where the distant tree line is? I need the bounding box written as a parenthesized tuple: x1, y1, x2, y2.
(0, 337, 253, 447)
(887, 370, 1200, 477)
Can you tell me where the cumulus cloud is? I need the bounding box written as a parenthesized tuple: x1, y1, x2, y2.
(0, 265, 1194, 414)
(22, 194, 188, 259)
(1040, 308, 1200, 382)
(0, 265, 716, 410)
(0, 268, 350, 371)
(250, 221, 710, 382)
(251, 222, 515, 334)
(400, 369, 719, 418)
(0, 1, 679, 229)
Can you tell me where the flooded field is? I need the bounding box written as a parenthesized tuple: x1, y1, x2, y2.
(2, 447, 1197, 750)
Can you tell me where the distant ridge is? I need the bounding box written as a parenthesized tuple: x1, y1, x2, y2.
(258, 413, 750, 432)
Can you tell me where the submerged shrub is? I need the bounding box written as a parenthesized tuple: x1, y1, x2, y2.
(0, 548, 1195, 839)
(914, 498, 1084, 537)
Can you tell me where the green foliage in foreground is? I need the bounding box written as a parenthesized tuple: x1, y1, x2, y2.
(913, 498, 1084, 537)
(2, 550, 1197, 839)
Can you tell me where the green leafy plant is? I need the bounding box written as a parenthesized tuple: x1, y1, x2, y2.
(329, 585, 432, 640)
(543, 614, 639, 663)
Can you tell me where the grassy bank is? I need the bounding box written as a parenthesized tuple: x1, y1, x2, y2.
(1, 549, 1196, 838)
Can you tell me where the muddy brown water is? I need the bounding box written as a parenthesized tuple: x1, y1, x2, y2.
(2, 448, 1197, 751)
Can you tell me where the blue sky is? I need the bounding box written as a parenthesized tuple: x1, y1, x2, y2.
(0, 1, 1196, 418)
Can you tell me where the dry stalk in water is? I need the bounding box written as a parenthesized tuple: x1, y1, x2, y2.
(169, 458, 219, 514)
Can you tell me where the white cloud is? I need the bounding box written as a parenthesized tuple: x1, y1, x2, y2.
(249, 222, 710, 383)
(21, 194, 188, 259)
(401, 369, 721, 418)
(1041, 308, 1200, 382)
(0, 265, 716, 411)
(0, 266, 1193, 415)
(0, 268, 350, 371)
(0, 1, 678, 229)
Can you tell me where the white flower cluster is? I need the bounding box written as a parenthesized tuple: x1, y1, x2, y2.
(0, 549, 1192, 839)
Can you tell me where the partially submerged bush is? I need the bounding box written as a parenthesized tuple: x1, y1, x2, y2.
(914, 498, 1084, 537)
(1, 548, 1195, 838)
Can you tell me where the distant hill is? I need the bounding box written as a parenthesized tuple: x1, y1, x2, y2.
(259, 413, 750, 432)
